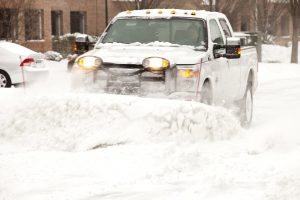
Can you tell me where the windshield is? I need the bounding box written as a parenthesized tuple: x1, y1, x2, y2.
(101, 18, 207, 48)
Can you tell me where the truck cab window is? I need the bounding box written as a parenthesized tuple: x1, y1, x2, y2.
(219, 18, 232, 38)
(209, 19, 224, 45)
(102, 18, 207, 48)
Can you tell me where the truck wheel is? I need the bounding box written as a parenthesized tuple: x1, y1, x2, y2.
(200, 81, 213, 105)
(0, 70, 12, 88)
(240, 85, 253, 127)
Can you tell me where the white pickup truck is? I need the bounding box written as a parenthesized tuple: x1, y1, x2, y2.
(71, 9, 258, 126)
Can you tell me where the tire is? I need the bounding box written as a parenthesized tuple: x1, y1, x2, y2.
(0, 70, 12, 88)
(200, 81, 213, 105)
(240, 85, 253, 127)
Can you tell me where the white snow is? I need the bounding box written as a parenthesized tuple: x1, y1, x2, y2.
(262, 43, 300, 63)
(44, 51, 63, 61)
(1, 47, 300, 200)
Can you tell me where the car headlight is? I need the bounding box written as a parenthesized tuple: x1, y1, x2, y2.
(142, 57, 170, 73)
(77, 56, 102, 70)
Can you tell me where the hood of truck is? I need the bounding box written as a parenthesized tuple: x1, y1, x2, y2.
(82, 44, 206, 65)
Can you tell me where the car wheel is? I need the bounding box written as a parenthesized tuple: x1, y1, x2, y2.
(240, 85, 253, 127)
(0, 70, 12, 88)
(200, 81, 213, 105)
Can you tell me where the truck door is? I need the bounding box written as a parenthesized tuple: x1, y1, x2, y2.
(219, 18, 241, 101)
(208, 18, 231, 104)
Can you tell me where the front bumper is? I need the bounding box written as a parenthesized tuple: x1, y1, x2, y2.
(71, 64, 202, 100)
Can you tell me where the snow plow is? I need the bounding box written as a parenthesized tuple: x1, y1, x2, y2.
(71, 9, 258, 126)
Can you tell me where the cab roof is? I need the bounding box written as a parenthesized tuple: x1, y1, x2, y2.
(115, 9, 227, 20)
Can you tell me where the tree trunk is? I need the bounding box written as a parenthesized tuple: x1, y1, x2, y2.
(209, 0, 213, 11)
(290, 0, 299, 63)
(291, 16, 299, 63)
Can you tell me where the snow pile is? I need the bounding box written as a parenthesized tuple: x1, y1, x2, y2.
(44, 51, 63, 61)
(57, 33, 98, 43)
(1, 62, 300, 200)
(0, 92, 240, 152)
(262, 43, 300, 63)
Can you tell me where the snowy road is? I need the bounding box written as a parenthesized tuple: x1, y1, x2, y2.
(0, 61, 300, 200)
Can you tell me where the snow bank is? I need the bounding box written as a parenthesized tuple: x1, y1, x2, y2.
(0, 92, 240, 152)
(262, 43, 300, 63)
(57, 33, 98, 43)
(44, 51, 63, 61)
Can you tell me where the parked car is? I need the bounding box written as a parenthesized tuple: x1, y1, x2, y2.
(0, 41, 48, 88)
(71, 9, 258, 126)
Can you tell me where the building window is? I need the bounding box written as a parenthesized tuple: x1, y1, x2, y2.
(0, 9, 17, 40)
(70, 11, 86, 33)
(25, 9, 44, 40)
(281, 15, 289, 36)
(51, 10, 63, 36)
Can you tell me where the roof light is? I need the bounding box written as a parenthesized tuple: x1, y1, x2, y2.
(191, 11, 196, 15)
(171, 10, 176, 14)
(126, 10, 132, 14)
(158, 10, 163, 14)
(146, 10, 151, 14)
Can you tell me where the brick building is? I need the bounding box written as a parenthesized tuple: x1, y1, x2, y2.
(0, 0, 296, 52)
(0, 0, 121, 52)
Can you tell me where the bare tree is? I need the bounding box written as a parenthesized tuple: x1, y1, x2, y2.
(114, 0, 186, 12)
(289, 0, 299, 63)
(252, 0, 288, 43)
(0, 0, 36, 42)
(192, 0, 207, 10)
(114, 0, 163, 10)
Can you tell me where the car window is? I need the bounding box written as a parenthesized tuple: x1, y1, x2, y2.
(219, 18, 232, 37)
(209, 19, 224, 45)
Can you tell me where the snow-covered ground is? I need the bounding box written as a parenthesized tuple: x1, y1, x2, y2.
(1, 59, 300, 200)
(262, 43, 300, 63)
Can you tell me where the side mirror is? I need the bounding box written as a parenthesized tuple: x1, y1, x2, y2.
(225, 37, 241, 59)
(213, 37, 241, 59)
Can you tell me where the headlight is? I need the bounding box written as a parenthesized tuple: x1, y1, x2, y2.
(77, 56, 102, 70)
(142, 57, 170, 73)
